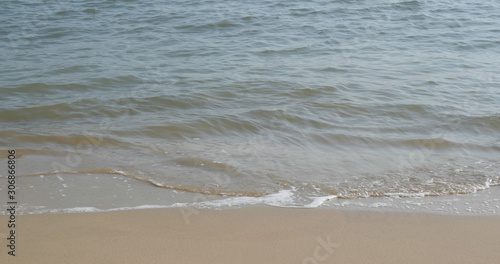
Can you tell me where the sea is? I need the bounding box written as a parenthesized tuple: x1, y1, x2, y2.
(1, 0, 499, 215)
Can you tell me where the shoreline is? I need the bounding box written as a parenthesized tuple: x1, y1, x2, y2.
(1, 206, 499, 263)
(5, 168, 500, 216)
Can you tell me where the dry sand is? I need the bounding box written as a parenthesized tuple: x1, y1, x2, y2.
(1, 207, 499, 264)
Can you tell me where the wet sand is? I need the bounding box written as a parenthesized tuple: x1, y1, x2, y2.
(1, 207, 499, 264)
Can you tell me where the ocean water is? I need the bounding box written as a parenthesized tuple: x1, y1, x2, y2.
(1, 0, 500, 214)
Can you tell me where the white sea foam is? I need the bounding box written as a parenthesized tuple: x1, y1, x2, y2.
(384, 192, 431, 198)
(188, 189, 296, 208)
(304, 195, 338, 208)
(25, 205, 174, 215)
(186, 189, 338, 209)
(61, 207, 100, 213)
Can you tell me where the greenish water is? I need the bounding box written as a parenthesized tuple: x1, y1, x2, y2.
(1, 0, 499, 213)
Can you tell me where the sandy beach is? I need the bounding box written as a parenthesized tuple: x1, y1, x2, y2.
(2, 0, 500, 263)
(1, 207, 499, 264)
